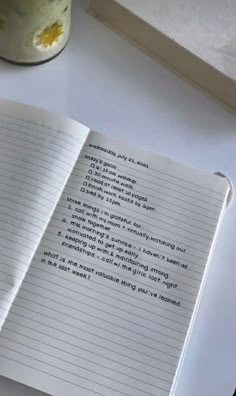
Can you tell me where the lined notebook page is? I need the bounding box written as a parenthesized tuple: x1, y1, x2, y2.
(0, 131, 229, 396)
(0, 99, 89, 330)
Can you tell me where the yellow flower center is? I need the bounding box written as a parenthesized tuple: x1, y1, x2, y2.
(35, 22, 64, 48)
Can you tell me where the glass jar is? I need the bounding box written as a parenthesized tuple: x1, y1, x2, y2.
(0, 0, 72, 65)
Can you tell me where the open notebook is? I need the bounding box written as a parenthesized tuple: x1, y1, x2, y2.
(0, 99, 232, 396)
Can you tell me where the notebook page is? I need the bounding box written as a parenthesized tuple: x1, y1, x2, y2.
(0, 99, 89, 330)
(0, 131, 229, 396)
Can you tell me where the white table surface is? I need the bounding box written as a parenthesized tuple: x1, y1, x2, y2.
(0, 1, 235, 395)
